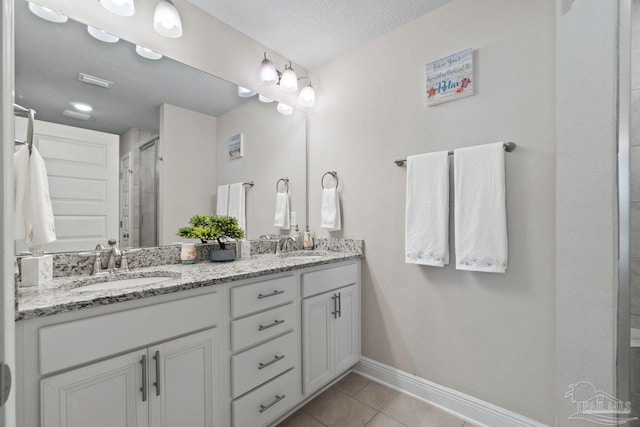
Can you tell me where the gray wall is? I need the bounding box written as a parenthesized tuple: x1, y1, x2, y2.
(307, 0, 556, 423)
(631, 0, 640, 329)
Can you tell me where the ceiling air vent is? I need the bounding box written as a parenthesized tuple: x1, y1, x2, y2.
(77, 72, 113, 89)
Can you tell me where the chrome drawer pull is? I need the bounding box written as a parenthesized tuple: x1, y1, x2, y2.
(258, 289, 285, 299)
(153, 351, 161, 396)
(259, 394, 286, 413)
(258, 319, 285, 331)
(258, 354, 285, 370)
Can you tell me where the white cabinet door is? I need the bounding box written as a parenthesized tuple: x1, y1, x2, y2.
(41, 349, 148, 427)
(334, 284, 360, 374)
(302, 292, 334, 395)
(149, 328, 219, 427)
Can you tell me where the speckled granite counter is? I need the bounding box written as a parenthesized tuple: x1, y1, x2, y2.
(16, 251, 361, 321)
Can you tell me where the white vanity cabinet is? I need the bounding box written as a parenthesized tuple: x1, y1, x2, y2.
(41, 328, 218, 427)
(301, 263, 361, 395)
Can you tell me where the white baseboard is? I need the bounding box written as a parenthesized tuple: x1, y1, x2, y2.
(353, 357, 549, 427)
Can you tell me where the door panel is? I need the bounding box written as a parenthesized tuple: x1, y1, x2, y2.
(302, 292, 333, 395)
(334, 284, 360, 374)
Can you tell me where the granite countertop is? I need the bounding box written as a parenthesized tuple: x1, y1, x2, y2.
(16, 251, 361, 321)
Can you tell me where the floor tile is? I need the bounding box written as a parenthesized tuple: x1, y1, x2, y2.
(303, 387, 378, 427)
(276, 410, 325, 427)
(365, 412, 407, 427)
(334, 373, 371, 396)
(354, 382, 464, 427)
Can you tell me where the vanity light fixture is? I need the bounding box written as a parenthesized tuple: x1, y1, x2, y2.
(277, 103, 293, 116)
(258, 94, 274, 103)
(298, 78, 315, 108)
(87, 26, 119, 43)
(136, 45, 163, 60)
(71, 102, 93, 112)
(279, 62, 298, 92)
(28, 2, 68, 23)
(259, 53, 279, 85)
(154, 0, 183, 39)
(99, 0, 135, 17)
(237, 86, 256, 97)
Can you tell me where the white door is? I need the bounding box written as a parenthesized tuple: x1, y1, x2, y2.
(302, 292, 334, 395)
(41, 349, 148, 427)
(15, 117, 119, 253)
(149, 328, 219, 427)
(334, 284, 360, 374)
(120, 153, 132, 248)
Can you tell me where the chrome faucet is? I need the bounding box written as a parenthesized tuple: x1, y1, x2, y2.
(106, 239, 121, 271)
(276, 237, 295, 256)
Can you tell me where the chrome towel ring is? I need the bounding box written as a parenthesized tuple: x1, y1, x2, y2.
(276, 177, 289, 193)
(321, 171, 339, 189)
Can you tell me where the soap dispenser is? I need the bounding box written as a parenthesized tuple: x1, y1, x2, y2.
(292, 225, 301, 241)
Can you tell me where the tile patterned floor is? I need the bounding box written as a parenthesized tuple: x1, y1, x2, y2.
(276, 373, 472, 427)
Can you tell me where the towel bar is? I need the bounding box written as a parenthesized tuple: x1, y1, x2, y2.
(321, 171, 339, 189)
(276, 177, 289, 193)
(394, 142, 516, 167)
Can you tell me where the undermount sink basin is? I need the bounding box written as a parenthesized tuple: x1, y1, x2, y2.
(279, 250, 328, 261)
(70, 272, 179, 292)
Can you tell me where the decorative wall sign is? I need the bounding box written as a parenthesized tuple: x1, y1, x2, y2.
(426, 48, 474, 106)
(228, 133, 243, 159)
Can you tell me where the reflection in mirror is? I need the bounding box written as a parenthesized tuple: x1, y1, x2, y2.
(14, 0, 306, 253)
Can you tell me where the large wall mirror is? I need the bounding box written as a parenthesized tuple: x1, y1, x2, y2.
(14, 0, 306, 253)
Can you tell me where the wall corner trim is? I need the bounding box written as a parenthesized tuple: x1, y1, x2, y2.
(353, 357, 548, 427)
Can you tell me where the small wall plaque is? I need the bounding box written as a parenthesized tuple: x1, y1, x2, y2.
(228, 133, 244, 160)
(426, 48, 474, 106)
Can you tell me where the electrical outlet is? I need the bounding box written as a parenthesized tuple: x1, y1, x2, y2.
(290, 211, 297, 226)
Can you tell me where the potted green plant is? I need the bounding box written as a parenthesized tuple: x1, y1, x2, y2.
(177, 214, 245, 262)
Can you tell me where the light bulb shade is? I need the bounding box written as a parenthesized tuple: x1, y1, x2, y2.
(258, 94, 274, 103)
(87, 26, 119, 43)
(277, 103, 293, 116)
(154, 0, 183, 38)
(136, 45, 163, 60)
(237, 86, 256, 97)
(260, 58, 278, 85)
(279, 67, 298, 92)
(298, 84, 316, 107)
(28, 2, 68, 23)
(99, 0, 135, 17)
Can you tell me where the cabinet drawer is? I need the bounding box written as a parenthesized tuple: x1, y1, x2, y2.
(231, 331, 296, 398)
(39, 292, 219, 375)
(231, 303, 296, 352)
(231, 275, 296, 318)
(232, 368, 300, 427)
(301, 263, 358, 298)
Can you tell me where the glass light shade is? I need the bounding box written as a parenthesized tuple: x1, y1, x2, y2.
(99, 0, 135, 17)
(277, 103, 293, 116)
(279, 67, 298, 92)
(71, 102, 93, 112)
(260, 58, 278, 85)
(87, 26, 119, 43)
(258, 94, 274, 103)
(28, 2, 68, 23)
(154, 0, 183, 38)
(237, 86, 256, 97)
(298, 84, 316, 107)
(135, 45, 163, 60)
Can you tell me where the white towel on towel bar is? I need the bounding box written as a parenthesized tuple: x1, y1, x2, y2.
(216, 185, 229, 216)
(13, 145, 57, 246)
(454, 142, 508, 273)
(321, 188, 341, 231)
(274, 191, 290, 229)
(405, 151, 449, 266)
(228, 182, 246, 233)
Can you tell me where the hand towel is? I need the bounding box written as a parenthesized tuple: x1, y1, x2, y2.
(13, 145, 29, 240)
(24, 146, 56, 246)
(216, 185, 229, 216)
(405, 151, 449, 266)
(274, 192, 290, 229)
(228, 182, 246, 233)
(320, 188, 341, 231)
(454, 142, 508, 273)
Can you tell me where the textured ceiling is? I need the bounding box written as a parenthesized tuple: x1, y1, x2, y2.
(184, 0, 453, 69)
(15, 0, 248, 135)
